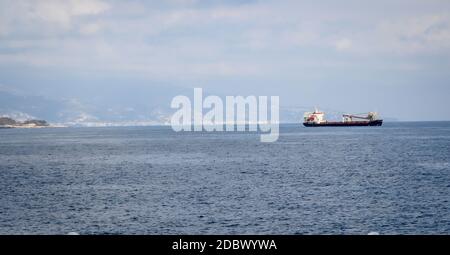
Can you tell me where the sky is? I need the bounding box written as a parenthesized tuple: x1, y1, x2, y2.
(1, 0, 450, 122)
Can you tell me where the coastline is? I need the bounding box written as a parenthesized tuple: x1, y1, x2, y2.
(0, 124, 66, 129)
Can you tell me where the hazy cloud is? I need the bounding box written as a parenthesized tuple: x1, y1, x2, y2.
(2, 0, 450, 75)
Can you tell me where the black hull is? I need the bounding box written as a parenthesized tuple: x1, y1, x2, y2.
(303, 120, 383, 127)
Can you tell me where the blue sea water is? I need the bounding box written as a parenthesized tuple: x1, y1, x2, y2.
(0, 122, 449, 234)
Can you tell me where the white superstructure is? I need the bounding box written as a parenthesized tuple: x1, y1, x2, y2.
(303, 108, 325, 124)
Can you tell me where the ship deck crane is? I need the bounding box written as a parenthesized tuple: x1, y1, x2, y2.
(342, 112, 378, 122)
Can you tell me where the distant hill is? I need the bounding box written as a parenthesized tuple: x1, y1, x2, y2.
(0, 117, 17, 125)
(0, 86, 397, 126)
(0, 117, 49, 127)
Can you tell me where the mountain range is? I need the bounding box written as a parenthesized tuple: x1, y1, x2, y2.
(0, 85, 395, 126)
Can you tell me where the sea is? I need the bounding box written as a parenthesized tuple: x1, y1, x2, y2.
(0, 122, 449, 234)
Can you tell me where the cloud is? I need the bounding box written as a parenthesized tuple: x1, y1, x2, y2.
(0, 0, 110, 36)
(1, 0, 450, 79)
(335, 38, 352, 51)
(79, 22, 103, 35)
(31, 0, 108, 25)
(374, 13, 450, 54)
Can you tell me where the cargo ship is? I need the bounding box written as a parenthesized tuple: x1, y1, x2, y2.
(303, 108, 383, 127)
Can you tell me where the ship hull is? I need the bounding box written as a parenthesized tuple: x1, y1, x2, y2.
(303, 119, 383, 127)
